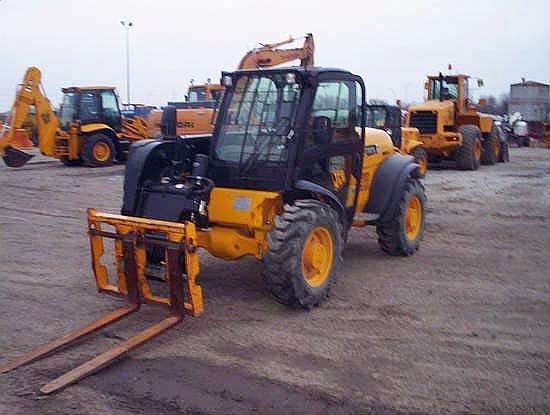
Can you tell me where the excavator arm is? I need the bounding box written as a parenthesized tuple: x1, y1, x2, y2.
(0, 67, 60, 167)
(238, 33, 315, 69)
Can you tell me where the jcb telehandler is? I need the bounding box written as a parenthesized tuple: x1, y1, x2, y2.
(365, 104, 428, 176)
(406, 73, 509, 170)
(1, 66, 426, 394)
(0, 67, 149, 168)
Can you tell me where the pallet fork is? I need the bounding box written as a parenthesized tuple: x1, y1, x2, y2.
(0, 209, 203, 394)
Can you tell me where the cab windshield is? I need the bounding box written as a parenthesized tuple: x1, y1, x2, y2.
(365, 106, 387, 128)
(429, 77, 459, 100)
(188, 87, 206, 102)
(214, 73, 301, 168)
(60, 92, 78, 128)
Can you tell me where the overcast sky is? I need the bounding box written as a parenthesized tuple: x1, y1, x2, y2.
(1, 0, 548, 111)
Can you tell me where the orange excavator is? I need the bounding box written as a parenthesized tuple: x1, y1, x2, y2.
(146, 33, 315, 137)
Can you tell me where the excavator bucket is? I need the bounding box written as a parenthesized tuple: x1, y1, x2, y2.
(2, 145, 34, 168)
(10, 129, 35, 149)
(0, 209, 203, 394)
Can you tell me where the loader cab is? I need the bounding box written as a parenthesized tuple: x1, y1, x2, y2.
(427, 74, 470, 114)
(59, 87, 122, 131)
(365, 104, 403, 148)
(210, 67, 365, 219)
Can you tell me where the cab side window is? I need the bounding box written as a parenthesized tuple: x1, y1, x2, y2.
(101, 90, 122, 128)
(79, 92, 100, 123)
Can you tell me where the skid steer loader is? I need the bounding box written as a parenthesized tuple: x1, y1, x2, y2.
(1, 66, 426, 394)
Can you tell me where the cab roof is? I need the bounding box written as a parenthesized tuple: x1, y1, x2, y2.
(62, 86, 116, 93)
(230, 66, 353, 76)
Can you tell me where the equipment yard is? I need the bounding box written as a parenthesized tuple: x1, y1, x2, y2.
(1, 147, 548, 415)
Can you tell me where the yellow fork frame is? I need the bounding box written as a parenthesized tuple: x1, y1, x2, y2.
(0, 209, 203, 394)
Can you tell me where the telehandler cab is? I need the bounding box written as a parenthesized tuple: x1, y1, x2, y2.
(0, 67, 149, 168)
(406, 73, 509, 170)
(365, 104, 428, 176)
(1, 66, 426, 394)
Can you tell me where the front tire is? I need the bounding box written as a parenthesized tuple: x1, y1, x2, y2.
(82, 133, 115, 167)
(262, 200, 343, 309)
(455, 125, 482, 170)
(376, 179, 426, 256)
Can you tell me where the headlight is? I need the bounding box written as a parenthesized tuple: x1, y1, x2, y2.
(285, 73, 296, 85)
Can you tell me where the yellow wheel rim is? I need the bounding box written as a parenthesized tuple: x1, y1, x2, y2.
(405, 196, 422, 240)
(474, 139, 481, 161)
(92, 141, 111, 162)
(302, 227, 334, 288)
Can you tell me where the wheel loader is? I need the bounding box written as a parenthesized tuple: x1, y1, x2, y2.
(365, 104, 428, 176)
(406, 73, 509, 170)
(0, 67, 149, 168)
(0, 66, 426, 394)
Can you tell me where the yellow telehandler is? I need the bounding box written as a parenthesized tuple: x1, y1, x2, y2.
(0, 67, 149, 168)
(1, 65, 426, 394)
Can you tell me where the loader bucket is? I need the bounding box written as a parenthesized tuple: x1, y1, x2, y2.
(0, 209, 203, 394)
(2, 145, 34, 167)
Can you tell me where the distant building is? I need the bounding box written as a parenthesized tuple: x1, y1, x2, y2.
(509, 79, 550, 123)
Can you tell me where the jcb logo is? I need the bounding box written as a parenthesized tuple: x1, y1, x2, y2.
(176, 121, 195, 128)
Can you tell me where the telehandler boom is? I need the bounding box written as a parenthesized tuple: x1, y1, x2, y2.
(1, 65, 426, 394)
(0, 67, 149, 168)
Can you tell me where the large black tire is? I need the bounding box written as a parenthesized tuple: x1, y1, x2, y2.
(60, 156, 84, 166)
(498, 141, 510, 163)
(376, 179, 426, 256)
(262, 200, 344, 309)
(82, 133, 116, 167)
(455, 125, 481, 170)
(481, 126, 499, 165)
(412, 147, 428, 178)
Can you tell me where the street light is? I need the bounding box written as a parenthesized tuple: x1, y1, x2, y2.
(120, 20, 133, 105)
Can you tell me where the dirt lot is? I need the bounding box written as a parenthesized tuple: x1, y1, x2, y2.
(0, 148, 549, 415)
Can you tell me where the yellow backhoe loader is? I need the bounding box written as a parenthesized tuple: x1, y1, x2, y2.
(146, 34, 316, 137)
(0, 67, 149, 168)
(1, 65, 426, 394)
(406, 72, 509, 170)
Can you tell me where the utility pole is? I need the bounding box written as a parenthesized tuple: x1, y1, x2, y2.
(120, 20, 133, 105)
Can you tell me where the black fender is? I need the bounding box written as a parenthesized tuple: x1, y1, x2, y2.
(293, 180, 348, 227)
(121, 135, 211, 216)
(365, 154, 419, 223)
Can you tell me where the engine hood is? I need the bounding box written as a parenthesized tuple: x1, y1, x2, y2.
(409, 100, 454, 112)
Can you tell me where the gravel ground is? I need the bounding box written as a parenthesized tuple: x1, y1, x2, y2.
(0, 147, 549, 415)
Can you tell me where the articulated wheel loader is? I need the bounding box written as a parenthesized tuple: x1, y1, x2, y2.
(406, 73, 510, 170)
(1, 66, 426, 394)
(366, 104, 428, 176)
(0, 67, 149, 168)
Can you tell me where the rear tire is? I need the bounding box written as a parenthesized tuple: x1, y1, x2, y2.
(455, 125, 481, 170)
(60, 156, 83, 166)
(82, 133, 115, 167)
(376, 179, 426, 256)
(262, 200, 343, 309)
(481, 126, 499, 165)
(412, 147, 428, 177)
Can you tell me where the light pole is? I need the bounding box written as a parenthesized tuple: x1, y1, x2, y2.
(120, 20, 133, 105)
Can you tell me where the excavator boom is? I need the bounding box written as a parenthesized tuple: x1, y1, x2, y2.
(0, 67, 60, 167)
(238, 33, 315, 69)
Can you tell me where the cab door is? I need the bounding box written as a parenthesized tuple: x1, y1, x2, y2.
(299, 75, 365, 223)
(100, 90, 122, 131)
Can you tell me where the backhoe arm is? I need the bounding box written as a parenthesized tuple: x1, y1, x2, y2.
(0, 66, 60, 167)
(238, 33, 315, 69)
